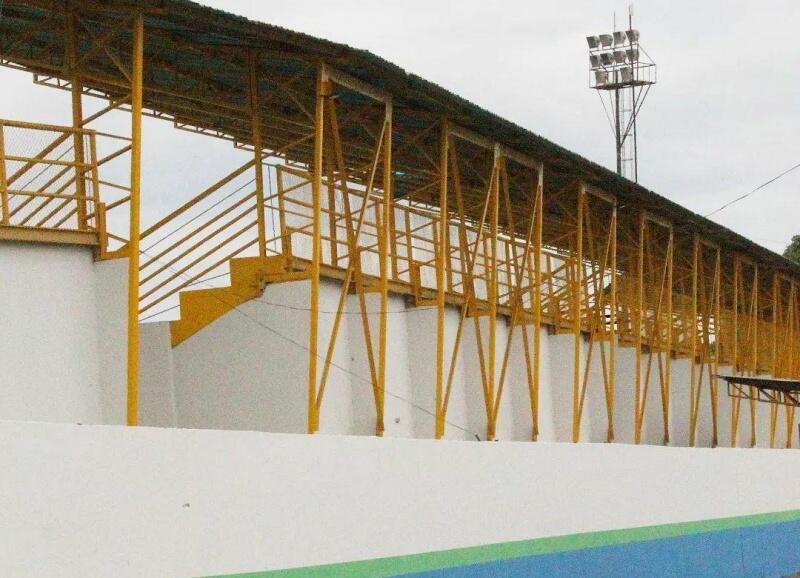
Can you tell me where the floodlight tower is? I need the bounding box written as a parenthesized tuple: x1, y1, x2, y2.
(586, 6, 656, 182)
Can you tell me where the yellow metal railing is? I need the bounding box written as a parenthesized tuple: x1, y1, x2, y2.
(0, 118, 130, 248)
(136, 161, 641, 338)
(135, 159, 745, 371)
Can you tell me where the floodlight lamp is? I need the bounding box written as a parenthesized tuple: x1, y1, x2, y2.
(586, 35, 600, 49)
(626, 29, 640, 43)
(626, 47, 639, 62)
(589, 54, 601, 68)
(599, 34, 613, 47)
(599, 52, 614, 66)
(613, 50, 626, 64)
(619, 66, 633, 83)
(613, 31, 627, 45)
(594, 70, 608, 86)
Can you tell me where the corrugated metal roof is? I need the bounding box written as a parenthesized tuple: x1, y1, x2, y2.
(1, 0, 795, 276)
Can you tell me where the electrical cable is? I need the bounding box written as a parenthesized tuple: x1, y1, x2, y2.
(704, 161, 800, 218)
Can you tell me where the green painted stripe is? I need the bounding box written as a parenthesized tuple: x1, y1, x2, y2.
(205, 509, 800, 578)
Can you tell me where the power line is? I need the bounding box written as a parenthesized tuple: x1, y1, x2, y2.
(704, 161, 800, 218)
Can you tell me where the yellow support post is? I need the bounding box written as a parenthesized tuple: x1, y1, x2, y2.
(486, 148, 500, 441)
(435, 119, 448, 439)
(787, 282, 796, 448)
(307, 65, 327, 434)
(125, 12, 144, 426)
(689, 234, 699, 446)
(532, 165, 544, 441)
(634, 212, 645, 443)
(247, 50, 267, 258)
(770, 272, 780, 448)
(65, 10, 87, 229)
(376, 99, 392, 437)
(751, 264, 759, 447)
(711, 246, 721, 448)
(663, 226, 673, 445)
(731, 255, 740, 447)
(572, 182, 585, 443)
(0, 123, 8, 224)
(608, 203, 618, 443)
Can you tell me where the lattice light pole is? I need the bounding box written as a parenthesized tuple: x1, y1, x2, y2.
(587, 7, 656, 182)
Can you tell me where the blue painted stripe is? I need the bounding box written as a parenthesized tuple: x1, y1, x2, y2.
(399, 519, 800, 578)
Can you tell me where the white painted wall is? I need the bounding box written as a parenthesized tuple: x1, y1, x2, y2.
(0, 243, 127, 425)
(3, 240, 793, 449)
(407, 306, 471, 441)
(169, 278, 355, 435)
(138, 321, 177, 427)
(2, 420, 800, 578)
(346, 292, 415, 437)
(1, 243, 101, 424)
(94, 257, 128, 425)
(151, 277, 799, 449)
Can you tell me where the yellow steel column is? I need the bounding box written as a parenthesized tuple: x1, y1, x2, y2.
(710, 247, 721, 448)
(308, 65, 328, 433)
(731, 255, 740, 447)
(689, 234, 699, 446)
(486, 150, 500, 440)
(786, 282, 796, 448)
(435, 119, 448, 439)
(66, 10, 87, 229)
(532, 165, 544, 441)
(663, 228, 673, 445)
(572, 182, 585, 442)
(634, 213, 645, 443)
(125, 12, 144, 426)
(609, 203, 618, 443)
(750, 265, 759, 447)
(247, 50, 267, 258)
(770, 272, 779, 448)
(376, 99, 393, 437)
(0, 123, 8, 224)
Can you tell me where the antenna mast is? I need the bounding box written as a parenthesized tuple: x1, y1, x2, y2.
(587, 5, 656, 182)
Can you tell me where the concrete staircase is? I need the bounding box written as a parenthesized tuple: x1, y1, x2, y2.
(170, 255, 297, 347)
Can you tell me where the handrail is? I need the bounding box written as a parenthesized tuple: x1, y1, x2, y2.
(140, 159, 254, 239)
(141, 200, 257, 284)
(0, 117, 129, 247)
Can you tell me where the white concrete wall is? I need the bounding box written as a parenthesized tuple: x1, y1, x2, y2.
(0, 243, 127, 425)
(170, 278, 354, 435)
(138, 321, 177, 427)
(4, 240, 787, 448)
(94, 257, 128, 424)
(2, 420, 800, 578)
(1, 243, 100, 424)
(346, 292, 415, 437)
(153, 278, 799, 449)
(407, 306, 471, 441)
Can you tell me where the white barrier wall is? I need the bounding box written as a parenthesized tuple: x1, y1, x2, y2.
(1, 420, 800, 578)
(94, 258, 129, 424)
(0, 242, 125, 425)
(1, 241, 790, 449)
(170, 278, 354, 435)
(138, 276, 797, 448)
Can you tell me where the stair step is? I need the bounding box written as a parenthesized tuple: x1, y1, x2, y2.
(170, 255, 291, 347)
(229, 255, 288, 288)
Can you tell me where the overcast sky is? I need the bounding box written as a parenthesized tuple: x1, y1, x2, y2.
(1, 1, 798, 253)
